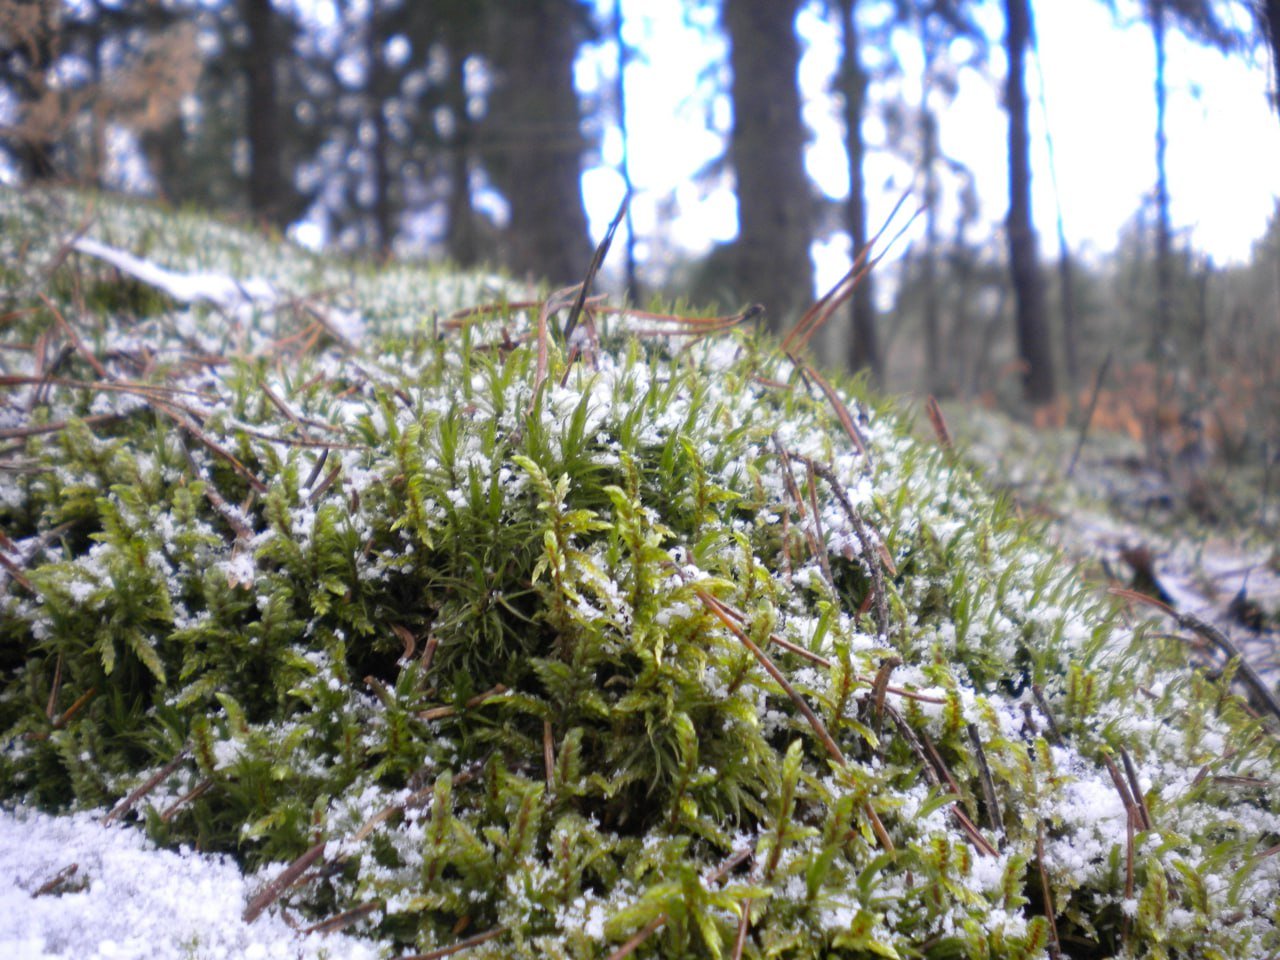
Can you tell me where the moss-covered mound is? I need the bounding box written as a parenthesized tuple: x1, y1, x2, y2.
(2, 188, 1278, 959)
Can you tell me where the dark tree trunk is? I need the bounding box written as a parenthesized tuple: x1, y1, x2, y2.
(921, 106, 942, 395)
(366, 4, 394, 256)
(7, 0, 59, 180)
(443, 35, 480, 268)
(485, 0, 592, 286)
(1151, 0, 1173, 356)
(838, 0, 880, 380)
(1004, 0, 1055, 406)
(612, 0, 639, 300)
(724, 0, 812, 332)
(241, 0, 288, 228)
(1264, 0, 1280, 113)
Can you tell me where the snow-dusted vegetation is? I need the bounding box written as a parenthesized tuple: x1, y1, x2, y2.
(1, 188, 1277, 958)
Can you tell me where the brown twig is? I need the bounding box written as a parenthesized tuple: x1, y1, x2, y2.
(418, 684, 509, 721)
(1119, 747, 1153, 832)
(160, 777, 214, 823)
(1036, 824, 1062, 959)
(795, 455, 890, 636)
(302, 901, 383, 936)
(104, 749, 191, 824)
(967, 722, 1004, 844)
(243, 839, 328, 923)
(1109, 587, 1280, 722)
(924, 395, 952, 452)
(33, 863, 80, 897)
(563, 193, 629, 344)
(1066, 351, 1113, 479)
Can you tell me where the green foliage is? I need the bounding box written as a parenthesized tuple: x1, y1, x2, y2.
(1, 189, 1278, 959)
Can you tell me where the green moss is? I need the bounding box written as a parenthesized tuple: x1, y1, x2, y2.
(1, 187, 1278, 958)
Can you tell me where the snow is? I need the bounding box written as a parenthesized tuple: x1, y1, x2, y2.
(0, 806, 384, 960)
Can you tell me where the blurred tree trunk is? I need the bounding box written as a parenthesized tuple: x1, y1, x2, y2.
(366, 3, 394, 255)
(443, 28, 480, 268)
(1151, 0, 1172, 356)
(4, 0, 59, 179)
(1003, 0, 1055, 405)
(837, 0, 880, 380)
(724, 0, 812, 332)
(241, 0, 288, 228)
(485, 0, 592, 285)
(1264, 0, 1280, 112)
(921, 106, 942, 395)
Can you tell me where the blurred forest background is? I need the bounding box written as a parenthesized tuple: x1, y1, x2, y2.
(2, 0, 1279, 472)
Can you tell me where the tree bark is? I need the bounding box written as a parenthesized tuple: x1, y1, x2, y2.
(838, 0, 880, 380)
(1263, 0, 1280, 113)
(1004, 0, 1055, 406)
(484, 0, 592, 286)
(724, 0, 813, 333)
(241, 0, 289, 228)
(1151, 0, 1172, 357)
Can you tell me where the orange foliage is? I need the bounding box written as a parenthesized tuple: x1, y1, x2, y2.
(1030, 362, 1257, 457)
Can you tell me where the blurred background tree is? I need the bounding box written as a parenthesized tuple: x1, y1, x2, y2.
(1, 0, 1276, 439)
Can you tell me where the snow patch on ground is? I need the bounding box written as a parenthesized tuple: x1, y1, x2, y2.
(0, 806, 383, 960)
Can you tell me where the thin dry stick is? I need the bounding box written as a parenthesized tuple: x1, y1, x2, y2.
(697, 589, 895, 852)
(1035, 824, 1062, 959)
(804, 460, 836, 588)
(1066, 351, 1113, 479)
(883, 704, 997, 857)
(1119, 747, 1153, 832)
(869, 656, 902, 740)
(797, 456, 890, 636)
(924, 395, 952, 452)
(697, 589, 845, 766)
(731, 905, 752, 960)
(563, 192, 629, 343)
(104, 749, 191, 824)
(1109, 587, 1280, 722)
(701, 594, 940, 703)
(418, 684, 508, 721)
(44, 653, 63, 720)
(1030, 684, 1065, 745)
(39, 293, 111, 381)
(51, 686, 96, 729)
(159, 777, 213, 823)
(33, 863, 79, 897)
(0, 550, 34, 592)
(771, 435, 827, 585)
(791, 361, 870, 461)
(967, 722, 1004, 844)
(0, 411, 126, 442)
(243, 839, 328, 923)
(302, 900, 383, 936)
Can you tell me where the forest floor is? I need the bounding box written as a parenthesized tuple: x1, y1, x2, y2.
(938, 400, 1280, 698)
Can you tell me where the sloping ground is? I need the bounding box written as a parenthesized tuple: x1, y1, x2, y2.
(940, 403, 1280, 700)
(1, 188, 1278, 959)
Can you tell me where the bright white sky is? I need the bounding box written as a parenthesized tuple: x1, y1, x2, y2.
(578, 0, 1280, 292)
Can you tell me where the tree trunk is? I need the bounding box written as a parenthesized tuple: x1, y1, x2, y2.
(921, 106, 942, 395)
(838, 0, 880, 380)
(485, 0, 592, 286)
(724, 0, 812, 333)
(1003, 0, 1055, 406)
(241, 0, 288, 228)
(1151, 0, 1172, 357)
(443, 34, 480, 268)
(8, 0, 59, 180)
(366, 3, 394, 256)
(612, 0, 640, 300)
(1264, 0, 1280, 113)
